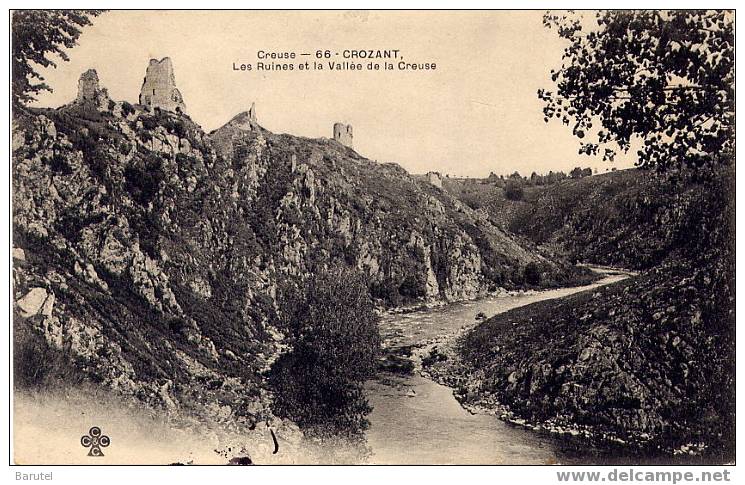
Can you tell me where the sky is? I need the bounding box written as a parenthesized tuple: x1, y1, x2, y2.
(29, 10, 637, 177)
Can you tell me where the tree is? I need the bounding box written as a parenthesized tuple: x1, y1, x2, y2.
(269, 266, 381, 437)
(538, 11, 734, 175)
(12, 10, 105, 106)
(570, 167, 584, 179)
(504, 179, 524, 201)
(524, 262, 542, 286)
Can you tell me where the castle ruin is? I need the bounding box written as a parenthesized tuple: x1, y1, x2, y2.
(139, 57, 186, 113)
(74, 69, 111, 110)
(248, 102, 257, 124)
(333, 123, 353, 148)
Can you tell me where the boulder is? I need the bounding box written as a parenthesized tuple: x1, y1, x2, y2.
(17, 287, 51, 318)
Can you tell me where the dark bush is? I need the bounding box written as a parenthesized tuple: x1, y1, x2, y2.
(370, 277, 402, 307)
(141, 116, 159, 131)
(45, 152, 73, 175)
(524, 262, 542, 286)
(123, 153, 164, 206)
(398, 273, 426, 299)
(14, 318, 85, 389)
(120, 101, 135, 117)
(459, 192, 484, 209)
(504, 180, 525, 201)
(118, 141, 132, 156)
(269, 266, 381, 437)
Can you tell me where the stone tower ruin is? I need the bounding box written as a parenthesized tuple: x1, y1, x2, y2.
(248, 102, 257, 124)
(74, 69, 110, 110)
(139, 57, 186, 113)
(333, 123, 353, 148)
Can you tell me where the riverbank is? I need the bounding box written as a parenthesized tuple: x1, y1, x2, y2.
(364, 268, 633, 464)
(378, 263, 601, 317)
(421, 260, 734, 463)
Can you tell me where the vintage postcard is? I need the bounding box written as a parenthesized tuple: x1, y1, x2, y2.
(9, 8, 735, 471)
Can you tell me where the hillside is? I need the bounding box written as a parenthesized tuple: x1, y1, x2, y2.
(11, 98, 592, 449)
(444, 169, 716, 270)
(426, 171, 735, 459)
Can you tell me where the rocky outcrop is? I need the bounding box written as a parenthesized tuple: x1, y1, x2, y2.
(16, 287, 54, 318)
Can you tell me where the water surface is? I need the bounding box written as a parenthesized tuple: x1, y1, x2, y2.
(365, 270, 630, 464)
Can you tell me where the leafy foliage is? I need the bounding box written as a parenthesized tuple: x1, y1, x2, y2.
(504, 179, 525, 201)
(523, 261, 542, 286)
(539, 11, 734, 174)
(570, 166, 593, 179)
(12, 10, 105, 106)
(269, 266, 381, 436)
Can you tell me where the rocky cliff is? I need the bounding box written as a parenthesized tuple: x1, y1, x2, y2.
(12, 99, 586, 443)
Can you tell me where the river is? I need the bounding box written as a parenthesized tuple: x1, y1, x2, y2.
(364, 269, 632, 465)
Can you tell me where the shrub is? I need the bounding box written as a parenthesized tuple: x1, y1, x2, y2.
(504, 180, 524, 201)
(120, 101, 135, 117)
(141, 116, 158, 131)
(398, 273, 426, 299)
(524, 261, 542, 286)
(45, 152, 73, 175)
(459, 192, 484, 209)
(269, 266, 381, 437)
(14, 318, 85, 389)
(370, 277, 402, 307)
(118, 141, 132, 156)
(123, 153, 164, 206)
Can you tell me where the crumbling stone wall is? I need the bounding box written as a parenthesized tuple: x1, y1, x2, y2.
(248, 102, 257, 123)
(75, 69, 110, 110)
(139, 57, 186, 113)
(333, 123, 353, 148)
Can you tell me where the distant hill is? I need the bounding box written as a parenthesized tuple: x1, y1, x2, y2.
(444, 169, 718, 270)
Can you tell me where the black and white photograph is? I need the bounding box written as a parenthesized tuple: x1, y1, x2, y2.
(8, 6, 737, 474)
